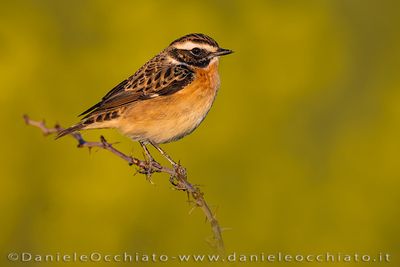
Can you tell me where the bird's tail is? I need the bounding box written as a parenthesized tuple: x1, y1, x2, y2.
(56, 123, 85, 139)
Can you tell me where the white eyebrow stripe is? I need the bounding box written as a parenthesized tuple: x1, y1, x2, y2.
(173, 41, 216, 52)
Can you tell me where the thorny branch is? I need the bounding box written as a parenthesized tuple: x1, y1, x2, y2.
(23, 115, 224, 253)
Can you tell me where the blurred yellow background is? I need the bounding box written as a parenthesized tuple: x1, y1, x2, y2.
(1, 0, 399, 266)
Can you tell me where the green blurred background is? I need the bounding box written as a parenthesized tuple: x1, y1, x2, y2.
(1, 0, 399, 266)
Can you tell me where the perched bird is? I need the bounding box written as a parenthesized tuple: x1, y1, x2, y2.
(57, 33, 232, 168)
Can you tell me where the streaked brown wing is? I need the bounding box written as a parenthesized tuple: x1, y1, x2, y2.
(80, 58, 194, 119)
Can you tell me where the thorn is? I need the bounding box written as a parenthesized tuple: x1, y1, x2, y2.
(220, 227, 233, 232)
(188, 206, 196, 215)
(23, 114, 29, 124)
(78, 140, 86, 147)
(169, 176, 178, 186)
(147, 177, 155, 185)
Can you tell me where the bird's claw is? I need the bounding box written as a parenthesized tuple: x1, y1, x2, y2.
(139, 158, 162, 184)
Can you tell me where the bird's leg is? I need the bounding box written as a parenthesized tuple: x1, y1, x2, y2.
(149, 141, 178, 167)
(149, 142, 185, 186)
(139, 141, 158, 183)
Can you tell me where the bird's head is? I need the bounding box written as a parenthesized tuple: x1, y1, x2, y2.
(166, 33, 233, 68)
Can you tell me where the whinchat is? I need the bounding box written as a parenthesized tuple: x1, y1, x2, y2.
(57, 33, 232, 167)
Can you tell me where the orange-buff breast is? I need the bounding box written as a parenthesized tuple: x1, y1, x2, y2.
(119, 59, 221, 144)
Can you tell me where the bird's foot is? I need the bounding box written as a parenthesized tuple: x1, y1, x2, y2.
(139, 158, 162, 184)
(139, 141, 160, 183)
(169, 162, 187, 189)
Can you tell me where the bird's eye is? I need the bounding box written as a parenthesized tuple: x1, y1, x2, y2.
(191, 47, 201, 55)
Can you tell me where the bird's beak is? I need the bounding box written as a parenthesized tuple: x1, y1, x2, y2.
(213, 48, 233, 57)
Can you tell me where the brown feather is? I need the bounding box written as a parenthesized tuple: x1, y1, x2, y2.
(79, 55, 194, 120)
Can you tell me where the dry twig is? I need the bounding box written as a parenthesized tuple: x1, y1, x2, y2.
(23, 115, 224, 253)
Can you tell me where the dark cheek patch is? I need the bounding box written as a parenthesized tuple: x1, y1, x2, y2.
(195, 58, 210, 68)
(170, 49, 211, 68)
